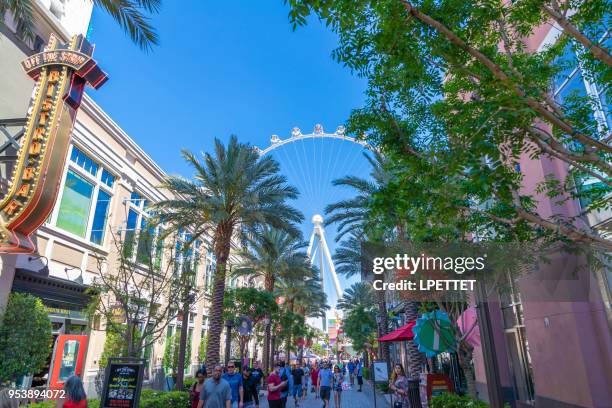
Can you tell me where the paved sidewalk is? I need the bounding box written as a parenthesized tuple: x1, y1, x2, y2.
(259, 378, 389, 408)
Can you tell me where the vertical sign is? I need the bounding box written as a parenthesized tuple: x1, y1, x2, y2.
(100, 358, 145, 408)
(0, 34, 107, 253)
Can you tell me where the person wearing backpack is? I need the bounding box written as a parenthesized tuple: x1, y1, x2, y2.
(278, 361, 293, 408)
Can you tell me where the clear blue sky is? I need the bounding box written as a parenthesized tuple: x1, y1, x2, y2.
(87, 1, 369, 307)
(87, 1, 366, 175)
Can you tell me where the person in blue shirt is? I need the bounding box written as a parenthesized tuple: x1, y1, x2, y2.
(356, 361, 364, 392)
(221, 361, 243, 408)
(278, 361, 294, 408)
(347, 360, 356, 385)
(317, 361, 334, 408)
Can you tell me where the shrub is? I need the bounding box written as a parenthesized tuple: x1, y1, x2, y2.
(140, 390, 189, 408)
(27, 400, 99, 408)
(0, 293, 53, 383)
(376, 383, 390, 393)
(183, 377, 197, 391)
(26, 391, 187, 408)
(431, 393, 490, 408)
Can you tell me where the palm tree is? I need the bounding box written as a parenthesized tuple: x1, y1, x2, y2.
(1, 0, 160, 51)
(337, 281, 376, 315)
(233, 227, 310, 370)
(328, 151, 424, 379)
(275, 266, 327, 363)
(332, 232, 393, 365)
(156, 136, 303, 369)
(326, 151, 424, 377)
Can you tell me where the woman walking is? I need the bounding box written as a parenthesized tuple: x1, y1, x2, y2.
(190, 369, 207, 408)
(332, 365, 344, 408)
(56, 375, 87, 408)
(389, 364, 409, 408)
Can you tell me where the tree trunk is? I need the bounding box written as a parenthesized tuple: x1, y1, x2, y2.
(376, 289, 390, 363)
(263, 320, 271, 371)
(263, 274, 274, 372)
(404, 301, 423, 379)
(363, 350, 369, 367)
(126, 320, 134, 358)
(204, 227, 231, 366)
(175, 300, 190, 390)
(285, 300, 296, 364)
(458, 340, 477, 398)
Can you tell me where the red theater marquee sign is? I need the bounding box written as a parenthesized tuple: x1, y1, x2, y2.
(0, 34, 107, 253)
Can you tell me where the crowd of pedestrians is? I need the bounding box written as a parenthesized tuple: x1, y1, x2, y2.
(191, 357, 366, 408)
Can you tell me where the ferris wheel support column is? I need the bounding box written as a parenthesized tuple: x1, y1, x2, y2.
(318, 230, 343, 300)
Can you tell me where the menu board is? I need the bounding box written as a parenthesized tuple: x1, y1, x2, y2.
(100, 359, 144, 408)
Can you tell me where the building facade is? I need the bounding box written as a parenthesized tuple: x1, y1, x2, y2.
(0, 0, 227, 396)
(379, 14, 611, 408)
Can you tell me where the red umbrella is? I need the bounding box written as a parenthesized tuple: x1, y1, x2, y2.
(378, 320, 416, 342)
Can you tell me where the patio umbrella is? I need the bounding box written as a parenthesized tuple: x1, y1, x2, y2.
(378, 320, 416, 342)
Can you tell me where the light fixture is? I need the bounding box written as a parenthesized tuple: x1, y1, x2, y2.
(28, 255, 49, 277)
(65, 265, 84, 284)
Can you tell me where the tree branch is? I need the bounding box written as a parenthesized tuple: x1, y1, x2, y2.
(400, 0, 612, 154)
(542, 1, 612, 67)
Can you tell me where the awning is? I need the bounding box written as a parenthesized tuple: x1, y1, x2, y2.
(378, 320, 416, 342)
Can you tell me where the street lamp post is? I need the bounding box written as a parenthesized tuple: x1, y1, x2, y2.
(225, 320, 234, 367)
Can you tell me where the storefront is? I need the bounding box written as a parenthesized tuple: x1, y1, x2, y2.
(11, 267, 92, 389)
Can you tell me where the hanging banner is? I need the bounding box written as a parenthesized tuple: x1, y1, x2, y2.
(0, 34, 107, 253)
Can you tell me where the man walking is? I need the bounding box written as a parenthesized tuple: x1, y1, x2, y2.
(317, 362, 333, 408)
(356, 361, 363, 392)
(197, 364, 232, 408)
(251, 361, 264, 397)
(267, 362, 287, 408)
(222, 361, 244, 408)
(241, 366, 259, 408)
(291, 362, 305, 406)
(347, 360, 355, 386)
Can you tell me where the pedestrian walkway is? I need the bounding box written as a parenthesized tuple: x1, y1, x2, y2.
(259, 374, 389, 408)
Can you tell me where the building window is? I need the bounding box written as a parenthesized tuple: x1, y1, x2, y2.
(499, 275, 535, 403)
(53, 146, 115, 243)
(56, 171, 94, 237)
(554, 29, 610, 211)
(554, 29, 610, 131)
(123, 191, 163, 266)
(174, 231, 201, 284)
(204, 252, 215, 289)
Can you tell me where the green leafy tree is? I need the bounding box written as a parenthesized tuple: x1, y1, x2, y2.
(223, 287, 278, 323)
(0, 0, 161, 50)
(311, 343, 325, 356)
(156, 136, 303, 367)
(337, 283, 377, 358)
(232, 227, 311, 370)
(90, 230, 190, 361)
(287, 0, 612, 251)
(0, 293, 52, 383)
(197, 334, 208, 364)
(163, 333, 192, 377)
(99, 327, 143, 368)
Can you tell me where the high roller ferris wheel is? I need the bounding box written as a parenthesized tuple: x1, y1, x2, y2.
(256, 124, 372, 330)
